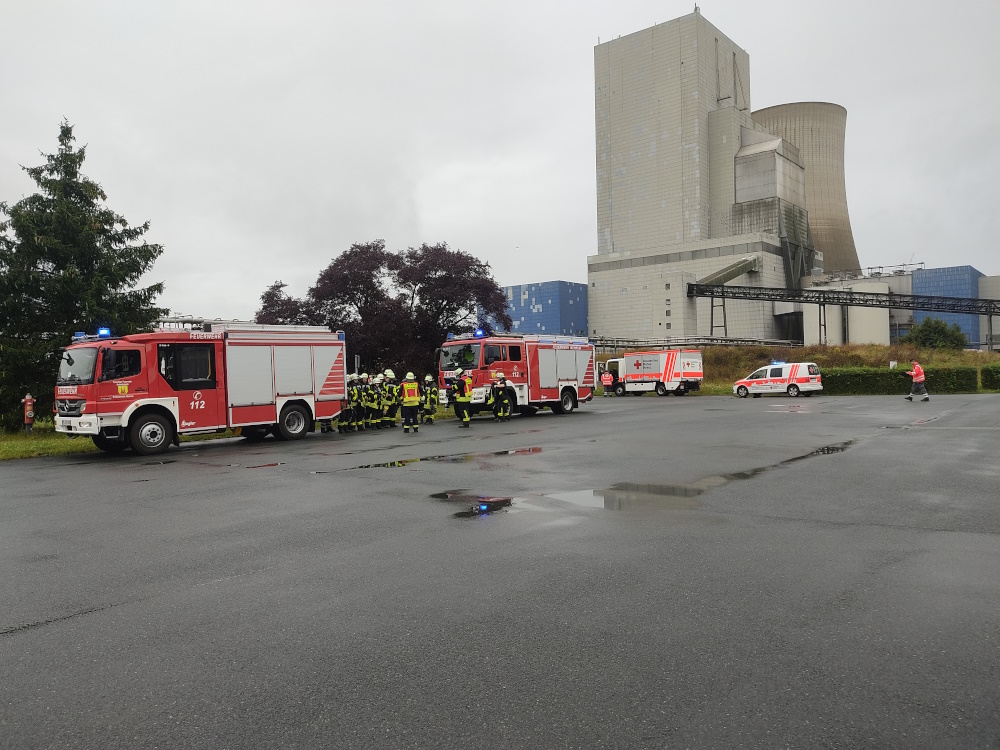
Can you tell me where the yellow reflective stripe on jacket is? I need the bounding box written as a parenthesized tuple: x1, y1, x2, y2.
(456, 375, 473, 402)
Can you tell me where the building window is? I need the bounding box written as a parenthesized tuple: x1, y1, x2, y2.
(665, 310, 671, 316)
(664, 283, 671, 290)
(665, 323, 671, 329)
(665, 299, 671, 306)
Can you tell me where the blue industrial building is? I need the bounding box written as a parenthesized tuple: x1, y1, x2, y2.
(485, 281, 588, 336)
(912, 266, 984, 345)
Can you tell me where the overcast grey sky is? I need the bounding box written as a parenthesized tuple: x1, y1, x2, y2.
(3, 1, 998, 321)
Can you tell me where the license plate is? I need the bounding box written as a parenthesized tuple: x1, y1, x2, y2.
(61, 419, 72, 426)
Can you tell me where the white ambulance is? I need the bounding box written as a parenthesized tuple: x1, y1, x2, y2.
(733, 362, 822, 398)
(602, 349, 703, 396)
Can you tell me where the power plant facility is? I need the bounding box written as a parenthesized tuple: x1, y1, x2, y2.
(584, 8, 999, 349)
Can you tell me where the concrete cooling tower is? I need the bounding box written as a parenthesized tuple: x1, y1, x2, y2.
(752, 102, 861, 273)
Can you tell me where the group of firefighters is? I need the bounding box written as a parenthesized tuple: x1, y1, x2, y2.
(331, 369, 438, 435)
(330, 368, 514, 435)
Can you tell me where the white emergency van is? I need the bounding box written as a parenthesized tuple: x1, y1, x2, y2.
(733, 362, 822, 398)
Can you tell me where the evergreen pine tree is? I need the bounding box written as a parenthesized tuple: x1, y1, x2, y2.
(0, 121, 166, 429)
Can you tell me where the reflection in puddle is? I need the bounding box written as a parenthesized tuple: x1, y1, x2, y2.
(548, 484, 705, 511)
(349, 447, 541, 470)
(430, 490, 514, 518)
(547, 441, 855, 511)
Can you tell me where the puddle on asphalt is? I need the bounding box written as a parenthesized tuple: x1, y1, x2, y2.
(547, 441, 855, 511)
(343, 447, 542, 471)
(430, 490, 514, 518)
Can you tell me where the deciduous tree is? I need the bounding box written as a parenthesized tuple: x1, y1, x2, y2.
(254, 240, 511, 375)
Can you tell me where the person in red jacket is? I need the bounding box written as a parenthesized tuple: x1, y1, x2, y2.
(905, 359, 929, 402)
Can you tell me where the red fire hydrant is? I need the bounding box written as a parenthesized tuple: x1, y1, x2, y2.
(21, 392, 35, 435)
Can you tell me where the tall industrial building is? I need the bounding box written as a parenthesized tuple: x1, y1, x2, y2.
(503, 281, 588, 336)
(753, 103, 861, 273)
(481, 281, 588, 337)
(588, 9, 860, 342)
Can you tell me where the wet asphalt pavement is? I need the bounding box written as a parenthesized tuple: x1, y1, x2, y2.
(2, 394, 999, 749)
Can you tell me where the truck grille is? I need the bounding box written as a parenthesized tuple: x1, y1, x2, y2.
(56, 400, 86, 417)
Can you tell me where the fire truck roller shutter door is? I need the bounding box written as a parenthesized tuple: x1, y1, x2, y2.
(556, 349, 576, 380)
(226, 345, 275, 407)
(274, 346, 312, 395)
(538, 349, 557, 389)
(226, 344, 278, 426)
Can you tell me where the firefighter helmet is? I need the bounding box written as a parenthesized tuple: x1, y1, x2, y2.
(384, 369, 395, 379)
(360, 372, 368, 380)
(405, 372, 415, 380)
(455, 368, 463, 376)
(424, 374, 433, 382)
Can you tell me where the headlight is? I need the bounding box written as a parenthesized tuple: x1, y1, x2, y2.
(79, 421, 92, 428)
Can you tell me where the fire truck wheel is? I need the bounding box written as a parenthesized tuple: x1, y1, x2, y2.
(614, 384, 626, 397)
(92, 433, 128, 453)
(655, 383, 668, 396)
(277, 404, 309, 440)
(787, 384, 800, 397)
(557, 388, 576, 414)
(131, 413, 172, 455)
(736, 386, 749, 398)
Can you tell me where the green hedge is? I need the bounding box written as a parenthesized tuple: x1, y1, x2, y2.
(821, 366, 980, 395)
(982, 364, 1000, 391)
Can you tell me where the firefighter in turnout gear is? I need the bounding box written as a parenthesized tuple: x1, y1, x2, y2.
(352, 374, 366, 431)
(420, 374, 438, 424)
(360, 373, 375, 429)
(400, 372, 421, 434)
(451, 368, 472, 428)
(371, 374, 384, 428)
(337, 373, 358, 433)
(382, 369, 399, 428)
(491, 376, 512, 421)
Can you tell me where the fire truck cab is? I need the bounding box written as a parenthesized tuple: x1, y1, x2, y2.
(437, 331, 596, 416)
(54, 324, 347, 455)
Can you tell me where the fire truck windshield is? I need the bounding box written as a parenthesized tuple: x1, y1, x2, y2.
(57, 347, 99, 385)
(439, 343, 480, 371)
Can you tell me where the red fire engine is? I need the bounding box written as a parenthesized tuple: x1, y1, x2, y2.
(54, 323, 347, 455)
(437, 331, 596, 416)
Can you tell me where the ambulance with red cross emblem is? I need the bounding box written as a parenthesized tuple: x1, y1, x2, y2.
(601, 349, 703, 397)
(54, 323, 348, 455)
(733, 361, 823, 398)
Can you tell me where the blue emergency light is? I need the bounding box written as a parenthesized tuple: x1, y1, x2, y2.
(447, 333, 455, 340)
(473, 328, 485, 338)
(98, 328, 111, 338)
(74, 331, 86, 340)
(771, 360, 785, 365)
(479, 504, 489, 512)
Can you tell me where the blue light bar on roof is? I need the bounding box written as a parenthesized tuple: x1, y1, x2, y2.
(473, 328, 485, 338)
(97, 328, 111, 338)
